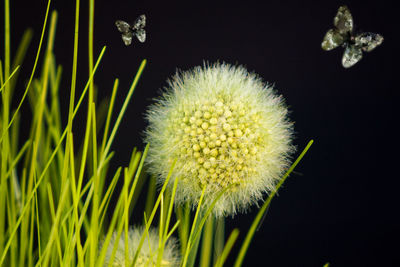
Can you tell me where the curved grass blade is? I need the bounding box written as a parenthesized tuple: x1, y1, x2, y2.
(234, 140, 314, 267)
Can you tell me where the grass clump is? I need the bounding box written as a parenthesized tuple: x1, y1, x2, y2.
(0, 0, 313, 266)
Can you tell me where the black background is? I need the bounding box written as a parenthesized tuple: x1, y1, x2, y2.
(6, 0, 399, 266)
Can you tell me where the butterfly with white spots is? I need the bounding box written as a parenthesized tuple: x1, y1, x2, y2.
(115, 14, 146, 46)
(321, 6, 383, 68)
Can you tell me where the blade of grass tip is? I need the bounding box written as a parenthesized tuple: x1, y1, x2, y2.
(100, 79, 119, 156)
(72, 174, 96, 233)
(166, 220, 180, 241)
(98, 167, 122, 225)
(199, 215, 214, 267)
(4, 140, 30, 182)
(214, 229, 240, 267)
(66, 0, 80, 131)
(49, 60, 63, 133)
(10, 100, 21, 158)
(234, 140, 314, 267)
(11, 28, 33, 71)
(126, 143, 149, 209)
(0, 0, 52, 145)
(127, 151, 148, 214)
(9, 29, 33, 93)
(100, 59, 146, 166)
(75, 81, 94, 200)
(72, 47, 106, 120)
(163, 177, 180, 241)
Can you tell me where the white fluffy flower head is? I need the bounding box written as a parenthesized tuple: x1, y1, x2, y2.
(101, 226, 180, 267)
(145, 62, 294, 217)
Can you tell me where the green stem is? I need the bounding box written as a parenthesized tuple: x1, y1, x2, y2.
(199, 216, 214, 267)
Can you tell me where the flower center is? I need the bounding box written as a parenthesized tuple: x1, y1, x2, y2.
(169, 97, 264, 189)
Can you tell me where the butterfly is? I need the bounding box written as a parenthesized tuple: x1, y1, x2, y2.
(321, 6, 383, 68)
(115, 14, 146, 46)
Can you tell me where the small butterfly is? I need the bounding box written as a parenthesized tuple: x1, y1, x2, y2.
(115, 14, 146, 46)
(321, 6, 383, 68)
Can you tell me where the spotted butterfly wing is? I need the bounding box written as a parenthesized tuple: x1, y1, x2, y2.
(115, 15, 146, 45)
(342, 32, 384, 68)
(115, 20, 133, 45)
(354, 32, 384, 52)
(132, 15, 146, 43)
(342, 45, 363, 68)
(322, 6, 383, 68)
(322, 6, 353, 51)
(132, 15, 146, 30)
(333, 5, 353, 34)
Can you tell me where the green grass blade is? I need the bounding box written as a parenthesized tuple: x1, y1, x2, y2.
(234, 140, 314, 267)
(100, 79, 119, 156)
(0, 0, 52, 144)
(100, 59, 146, 166)
(199, 216, 214, 267)
(131, 159, 176, 267)
(214, 229, 240, 267)
(0, 65, 20, 93)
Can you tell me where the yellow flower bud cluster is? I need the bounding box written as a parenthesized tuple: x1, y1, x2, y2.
(145, 63, 294, 216)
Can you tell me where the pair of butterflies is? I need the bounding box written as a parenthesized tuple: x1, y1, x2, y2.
(116, 8, 382, 68)
(322, 6, 383, 68)
(115, 14, 146, 46)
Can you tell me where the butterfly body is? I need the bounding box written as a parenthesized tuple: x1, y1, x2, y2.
(322, 6, 383, 68)
(115, 14, 146, 46)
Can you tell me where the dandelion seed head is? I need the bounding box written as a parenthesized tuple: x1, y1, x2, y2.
(101, 226, 180, 267)
(145, 62, 295, 217)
